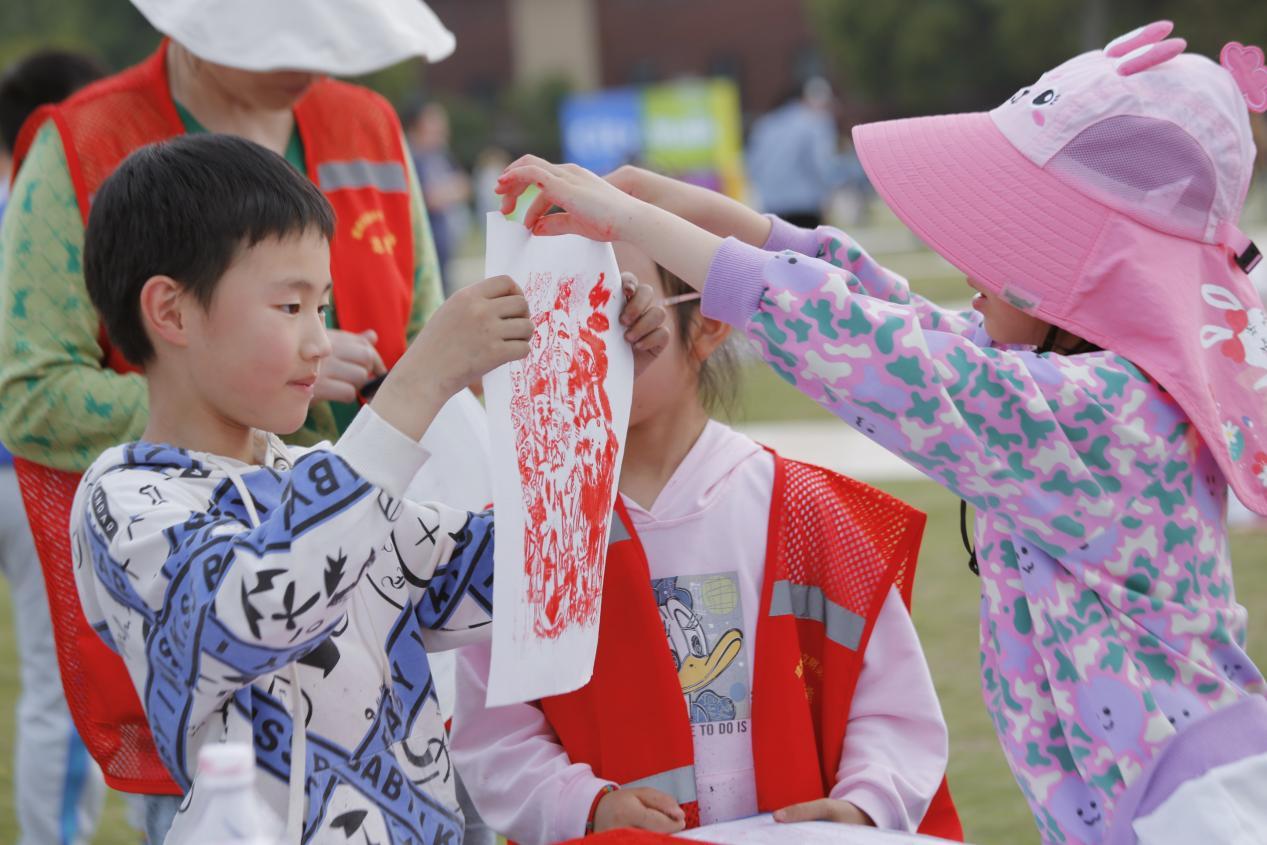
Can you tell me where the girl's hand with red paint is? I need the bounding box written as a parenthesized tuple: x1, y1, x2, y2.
(498, 156, 726, 299)
(497, 155, 645, 241)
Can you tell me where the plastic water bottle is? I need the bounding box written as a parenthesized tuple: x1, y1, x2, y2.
(182, 743, 278, 845)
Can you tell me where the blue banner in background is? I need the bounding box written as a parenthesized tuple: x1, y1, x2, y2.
(560, 79, 748, 200)
(560, 88, 643, 175)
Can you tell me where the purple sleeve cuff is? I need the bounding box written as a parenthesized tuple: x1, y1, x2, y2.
(762, 214, 823, 257)
(701, 237, 773, 327)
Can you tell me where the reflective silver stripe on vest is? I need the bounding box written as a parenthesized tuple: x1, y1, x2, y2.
(608, 513, 631, 545)
(769, 580, 866, 651)
(317, 160, 408, 193)
(622, 765, 698, 803)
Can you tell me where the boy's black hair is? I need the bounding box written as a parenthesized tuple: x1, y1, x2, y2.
(84, 134, 336, 365)
(0, 49, 106, 152)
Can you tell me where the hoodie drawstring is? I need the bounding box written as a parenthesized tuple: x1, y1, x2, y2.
(223, 463, 306, 845)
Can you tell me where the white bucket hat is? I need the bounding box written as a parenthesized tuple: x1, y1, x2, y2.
(130, 0, 456, 76)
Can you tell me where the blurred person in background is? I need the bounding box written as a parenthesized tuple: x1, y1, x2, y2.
(0, 49, 104, 215)
(405, 99, 472, 295)
(473, 144, 514, 227)
(0, 46, 108, 845)
(746, 77, 845, 229)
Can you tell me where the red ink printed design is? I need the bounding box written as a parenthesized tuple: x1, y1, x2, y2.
(510, 271, 618, 639)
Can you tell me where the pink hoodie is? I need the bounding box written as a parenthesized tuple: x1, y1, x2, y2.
(451, 421, 948, 844)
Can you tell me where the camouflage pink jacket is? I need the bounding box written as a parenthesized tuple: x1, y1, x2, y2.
(701, 217, 1265, 844)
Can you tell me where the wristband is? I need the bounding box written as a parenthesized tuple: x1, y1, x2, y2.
(586, 784, 618, 835)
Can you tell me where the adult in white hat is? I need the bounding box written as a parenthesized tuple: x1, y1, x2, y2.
(0, 3, 456, 842)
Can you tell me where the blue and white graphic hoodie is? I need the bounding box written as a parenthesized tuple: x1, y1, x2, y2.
(71, 407, 495, 844)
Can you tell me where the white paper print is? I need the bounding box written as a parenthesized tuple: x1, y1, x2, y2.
(482, 213, 632, 706)
(406, 388, 493, 512)
(677, 813, 948, 844)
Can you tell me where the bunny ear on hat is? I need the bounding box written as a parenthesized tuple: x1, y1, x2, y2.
(1114, 38, 1187, 76)
(1104, 20, 1174, 58)
(1104, 20, 1188, 77)
(130, 0, 456, 76)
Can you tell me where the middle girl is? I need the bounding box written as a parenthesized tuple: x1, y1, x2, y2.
(450, 243, 961, 844)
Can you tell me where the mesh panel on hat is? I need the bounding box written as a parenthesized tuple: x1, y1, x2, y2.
(1045, 115, 1216, 241)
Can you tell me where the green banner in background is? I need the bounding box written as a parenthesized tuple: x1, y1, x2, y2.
(641, 79, 746, 199)
(560, 78, 748, 201)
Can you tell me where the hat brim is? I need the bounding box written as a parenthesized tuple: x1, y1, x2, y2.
(855, 111, 1267, 516)
(854, 112, 1113, 324)
(132, 0, 456, 76)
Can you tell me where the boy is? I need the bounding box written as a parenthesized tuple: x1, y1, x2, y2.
(71, 134, 665, 843)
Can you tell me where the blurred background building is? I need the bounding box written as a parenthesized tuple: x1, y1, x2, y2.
(4, 0, 1263, 179)
(425, 0, 820, 114)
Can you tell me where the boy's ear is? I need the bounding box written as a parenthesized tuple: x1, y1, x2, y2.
(692, 315, 731, 361)
(139, 275, 192, 350)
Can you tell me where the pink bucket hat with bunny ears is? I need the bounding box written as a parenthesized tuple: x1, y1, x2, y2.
(853, 21, 1267, 515)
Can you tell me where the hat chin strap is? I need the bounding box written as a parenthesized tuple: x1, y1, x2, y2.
(1037, 325, 1062, 356)
(1216, 220, 1263, 274)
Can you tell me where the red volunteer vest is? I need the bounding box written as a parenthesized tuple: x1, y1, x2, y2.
(10, 41, 415, 793)
(542, 455, 963, 840)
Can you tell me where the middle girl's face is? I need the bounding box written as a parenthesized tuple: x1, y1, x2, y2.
(613, 241, 701, 429)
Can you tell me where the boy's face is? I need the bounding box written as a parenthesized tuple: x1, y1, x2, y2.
(183, 231, 333, 437)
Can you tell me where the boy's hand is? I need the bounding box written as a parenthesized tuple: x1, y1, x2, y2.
(773, 798, 874, 826)
(593, 787, 686, 834)
(372, 275, 531, 441)
(315, 328, 387, 403)
(409, 275, 532, 396)
(620, 273, 669, 377)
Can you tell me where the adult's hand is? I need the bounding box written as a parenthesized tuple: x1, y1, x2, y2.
(314, 328, 387, 403)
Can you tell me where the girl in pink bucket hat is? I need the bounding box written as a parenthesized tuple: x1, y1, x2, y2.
(494, 20, 1267, 845)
